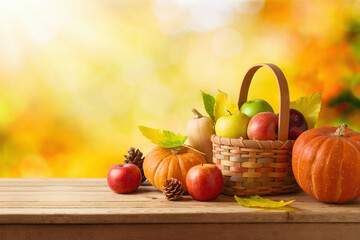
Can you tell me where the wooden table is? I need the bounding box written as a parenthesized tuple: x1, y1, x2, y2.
(0, 179, 359, 240)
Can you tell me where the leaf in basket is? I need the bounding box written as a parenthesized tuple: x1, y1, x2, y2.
(234, 195, 295, 208)
(290, 92, 322, 129)
(201, 90, 215, 122)
(214, 90, 239, 122)
(138, 126, 187, 148)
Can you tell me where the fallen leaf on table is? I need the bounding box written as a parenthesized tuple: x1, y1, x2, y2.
(234, 195, 295, 208)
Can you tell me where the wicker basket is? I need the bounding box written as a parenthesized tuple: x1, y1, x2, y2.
(211, 63, 301, 197)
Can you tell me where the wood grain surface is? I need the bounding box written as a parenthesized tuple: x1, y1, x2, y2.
(1, 224, 360, 240)
(0, 178, 359, 239)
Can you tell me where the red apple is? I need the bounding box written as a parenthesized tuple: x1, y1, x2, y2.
(186, 164, 223, 201)
(107, 164, 141, 193)
(247, 112, 278, 140)
(288, 109, 308, 140)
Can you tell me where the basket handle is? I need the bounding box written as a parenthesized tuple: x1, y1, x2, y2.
(238, 63, 290, 141)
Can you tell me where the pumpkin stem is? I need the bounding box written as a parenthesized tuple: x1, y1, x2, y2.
(183, 144, 206, 155)
(192, 108, 203, 119)
(171, 147, 181, 154)
(334, 123, 348, 137)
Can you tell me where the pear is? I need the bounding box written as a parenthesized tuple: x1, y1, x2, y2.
(215, 111, 249, 138)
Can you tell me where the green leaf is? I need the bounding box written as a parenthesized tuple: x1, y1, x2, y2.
(138, 126, 187, 148)
(201, 90, 215, 122)
(214, 90, 239, 122)
(290, 92, 322, 129)
(327, 89, 352, 106)
(235, 195, 295, 208)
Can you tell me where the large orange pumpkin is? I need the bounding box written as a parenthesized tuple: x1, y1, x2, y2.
(144, 146, 206, 192)
(292, 124, 360, 203)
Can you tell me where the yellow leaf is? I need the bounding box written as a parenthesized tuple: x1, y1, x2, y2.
(214, 90, 239, 122)
(235, 195, 295, 208)
(290, 92, 322, 129)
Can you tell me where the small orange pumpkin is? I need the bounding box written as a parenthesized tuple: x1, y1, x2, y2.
(292, 124, 360, 203)
(144, 146, 206, 192)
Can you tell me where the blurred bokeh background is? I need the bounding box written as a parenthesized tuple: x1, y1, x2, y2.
(1, 0, 360, 177)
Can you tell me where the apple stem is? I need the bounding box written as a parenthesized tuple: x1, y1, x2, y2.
(183, 144, 206, 155)
(192, 108, 203, 119)
(335, 123, 348, 137)
(227, 110, 232, 115)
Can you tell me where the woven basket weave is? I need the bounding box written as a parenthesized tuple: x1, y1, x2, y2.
(211, 63, 301, 197)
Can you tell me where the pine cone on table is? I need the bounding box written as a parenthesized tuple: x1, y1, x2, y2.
(124, 147, 146, 183)
(162, 178, 184, 201)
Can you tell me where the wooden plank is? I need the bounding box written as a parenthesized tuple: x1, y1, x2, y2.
(0, 189, 161, 202)
(0, 178, 359, 225)
(0, 209, 287, 224)
(0, 207, 360, 224)
(0, 196, 357, 211)
(0, 223, 360, 240)
(0, 188, 357, 212)
(0, 200, 239, 208)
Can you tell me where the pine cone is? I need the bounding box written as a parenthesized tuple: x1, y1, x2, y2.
(124, 147, 146, 183)
(162, 178, 184, 201)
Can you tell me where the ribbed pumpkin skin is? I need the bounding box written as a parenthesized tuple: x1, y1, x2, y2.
(292, 126, 360, 203)
(143, 146, 206, 192)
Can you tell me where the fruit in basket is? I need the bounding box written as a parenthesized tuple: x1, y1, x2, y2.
(143, 146, 206, 192)
(215, 111, 249, 138)
(240, 99, 274, 119)
(107, 163, 142, 193)
(288, 109, 308, 140)
(290, 92, 322, 129)
(214, 90, 239, 122)
(186, 163, 223, 201)
(292, 124, 360, 203)
(186, 108, 215, 163)
(247, 112, 278, 140)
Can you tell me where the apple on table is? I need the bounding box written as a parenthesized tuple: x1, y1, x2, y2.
(186, 163, 224, 201)
(107, 163, 142, 194)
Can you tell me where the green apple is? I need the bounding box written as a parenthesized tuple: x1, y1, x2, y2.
(240, 99, 274, 118)
(215, 111, 250, 138)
